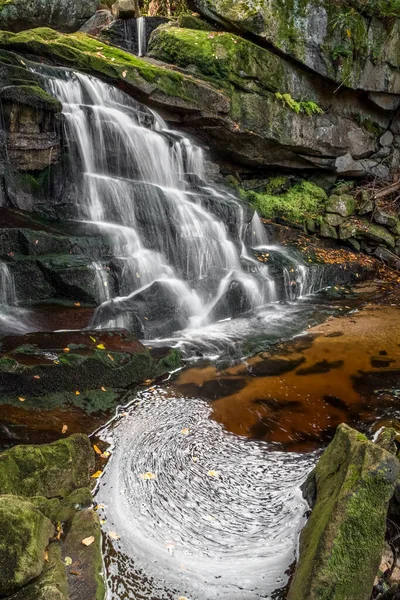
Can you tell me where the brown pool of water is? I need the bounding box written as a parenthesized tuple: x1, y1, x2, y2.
(172, 304, 400, 452)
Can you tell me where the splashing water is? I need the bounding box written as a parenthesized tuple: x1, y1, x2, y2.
(0, 262, 32, 334)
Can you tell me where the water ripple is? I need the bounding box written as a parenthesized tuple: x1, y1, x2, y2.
(95, 387, 315, 600)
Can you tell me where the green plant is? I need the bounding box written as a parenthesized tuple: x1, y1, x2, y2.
(275, 92, 324, 116)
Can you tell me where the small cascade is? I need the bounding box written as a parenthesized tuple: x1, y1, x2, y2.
(26, 64, 346, 354)
(0, 262, 17, 308)
(136, 16, 146, 57)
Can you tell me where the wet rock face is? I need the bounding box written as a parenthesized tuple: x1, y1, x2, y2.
(0, 0, 98, 33)
(99, 16, 170, 55)
(189, 0, 400, 94)
(288, 423, 400, 600)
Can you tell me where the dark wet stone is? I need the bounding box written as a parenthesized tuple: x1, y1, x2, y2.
(296, 359, 344, 375)
(249, 356, 305, 377)
(370, 356, 396, 368)
(323, 395, 350, 412)
(325, 331, 344, 338)
(177, 377, 247, 401)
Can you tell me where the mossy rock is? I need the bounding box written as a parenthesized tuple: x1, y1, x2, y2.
(0, 28, 229, 115)
(288, 423, 400, 600)
(325, 194, 356, 217)
(0, 434, 94, 498)
(0, 494, 54, 596)
(29, 487, 93, 524)
(0, 83, 61, 112)
(241, 180, 327, 225)
(175, 14, 214, 30)
(339, 217, 396, 248)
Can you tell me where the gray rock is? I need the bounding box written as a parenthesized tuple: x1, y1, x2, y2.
(339, 218, 396, 247)
(326, 194, 356, 217)
(0, 0, 98, 33)
(369, 92, 400, 111)
(320, 222, 338, 239)
(100, 16, 169, 55)
(374, 246, 400, 269)
(325, 213, 344, 227)
(112, 0, 137, 19)
(347, 238, 361, 252)
(334, 154, 366, 177)
(80, 9, 114, 36)
(380, 130, 394, 147)
(374, 207, 399, 229)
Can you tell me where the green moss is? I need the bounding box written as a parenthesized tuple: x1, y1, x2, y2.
(288, 424, 399, 600)
(264, 176, 290, 194)
(0, 28, 206, 105)
(243, 180, 327, 224)
(0, 83, 61, 111)
(275, 92, 324, 116)
(354, 113, 382, 136)
(175, 14, 213, 30)
(0, 434, 94, 499)
(0, 495, 54, 596)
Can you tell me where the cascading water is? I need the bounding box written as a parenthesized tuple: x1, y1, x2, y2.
(0, 262, 31, 334)
(137, 16, 146, 57)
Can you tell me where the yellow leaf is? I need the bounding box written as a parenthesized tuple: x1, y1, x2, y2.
(100, 451, 110, 459)
(107, 354, 114, 361)
(82, 536, 95, 546)
(89, 336, 97, 342)
(207, 470, 220, 478)
(96, 344, 105, 350)
(61, 424, 68, 434)
(91, 470, 103, 479)
(74, 302, 81, 306)
(63, 347, 70, 353)
(108, 531, 120, 540)
(18, 397, 25, 402)
(139, 472, 156, 480)
(33, 375, 40, 380)
(101, 386, 106, 392)
(181, 427, 190, 435)
(44, 550, 49, 562)
(64, 556, 73, 566)
(95, 503, 106, 510)
(122, 70, 127, 78)
(93, 444, 102, 455)
(54, 360, 59, 365)
(75, 390, 80, 396)
(346, 28, 351, 37)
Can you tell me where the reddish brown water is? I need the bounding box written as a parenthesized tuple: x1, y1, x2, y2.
(172, 302, 400, 452)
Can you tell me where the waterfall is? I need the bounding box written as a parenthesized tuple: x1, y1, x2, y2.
(0, 262, 17, 308)
(137, 17, 146, 57)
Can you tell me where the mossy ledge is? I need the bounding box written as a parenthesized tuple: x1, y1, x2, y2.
(288, 423, 400, 600)
(0, 27, 230, 114)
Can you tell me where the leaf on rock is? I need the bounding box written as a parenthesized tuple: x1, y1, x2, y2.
(181, 428, 190, 435)
(64, 556, 73, 566)
(93, 444, 102, 455)
(108, 531, 120, 540)
(61, 424, 68, 434)
(82, 536, 95, 547)
(18, 397, 25, 402)
(122, 70, 127, 78)
(139, 472, 156, 480)
(96, 343, 106, 350)
(91, 470, 103, 479)
(207, 470, 220, 478)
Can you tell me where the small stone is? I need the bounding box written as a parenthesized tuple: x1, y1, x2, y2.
(347, 238, 361, 252)
(111, 0, 136, 18)
(324, 213, 344, 227)
(326, 194, 356, 217)
(306, 219, 316, 233)
(379, 130, 394, 147)
(320, 222, 338, 239)
(369, 92, 400, 111)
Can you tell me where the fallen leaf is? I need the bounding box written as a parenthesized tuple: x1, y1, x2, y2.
(56, 522, 63, 540)
(181, 427, 190, 435)
(18, 397, 25, 402)
(107, 354, 114, 361)
(64, 556, 73, 566)
(139, 472, 156, 480)
(33, 375, 40, 380)
(74, 302, 81, 307)
(91, 470, 103, 479)
(122, 70, 127, 78)
(101, 386, 106, 392)
(207, 470, 220, 478)
(70, 570, 80, 576)
(100, 519, 107, 525)
(54, 360, 60, 365)
(100, 451, 110, 459)
(95, 503, 106, 510)
(89, 336, 97, 342)
(108, 531, 120, 540)
(44, 550, 49, 562)
(82, 536, 95, 546)
(75, 391, 80, 396)
(63, 347, 70, 353)
(93, 444, 102, 455)
(96, 343, 106, 350)
(61, 424, 68, 434)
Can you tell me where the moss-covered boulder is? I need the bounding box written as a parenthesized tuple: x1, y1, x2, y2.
(0, 495, 54, 596)
(325, 194, 356, 217)
(0, 0, 98, 33)
(288, 423, 400, 600)
(339, 217, 396, 247)
(189, 0, 400, 93)
(0, 434, 94, 498)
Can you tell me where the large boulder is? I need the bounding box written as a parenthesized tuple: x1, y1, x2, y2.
(189, 0, 400, 93)
(0, 495, 54, 596)
(288, 424, 400, 600)
(0, 0, 98, 33)
(0, 434, 94, 498)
